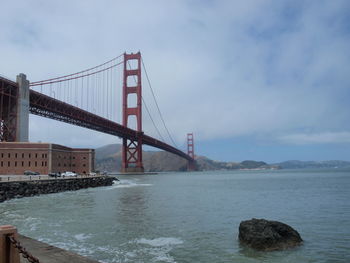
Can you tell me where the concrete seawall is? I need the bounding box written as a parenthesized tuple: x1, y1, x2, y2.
(1, 224, 100, 263)
(18, 234, 100, 263)
(0, 176, 114, 202)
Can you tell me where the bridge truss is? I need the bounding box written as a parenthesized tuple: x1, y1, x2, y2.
(0, 52, 195, 171)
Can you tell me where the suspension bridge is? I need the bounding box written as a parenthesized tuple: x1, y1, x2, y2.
(0, 52, 196, 172)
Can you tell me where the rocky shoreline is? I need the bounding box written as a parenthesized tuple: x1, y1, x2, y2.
(0, 176, 114, 202)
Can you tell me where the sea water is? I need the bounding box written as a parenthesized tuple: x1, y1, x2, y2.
(0, 169, 349, 263)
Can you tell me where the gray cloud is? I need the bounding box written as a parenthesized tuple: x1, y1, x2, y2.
(1, 0, 349, 149)
(279, 132, 350, 144)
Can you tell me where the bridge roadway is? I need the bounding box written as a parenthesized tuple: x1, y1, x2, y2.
(0, 77, 193, 162)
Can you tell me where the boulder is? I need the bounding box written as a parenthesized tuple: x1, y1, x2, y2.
(239, 218, 302, 251)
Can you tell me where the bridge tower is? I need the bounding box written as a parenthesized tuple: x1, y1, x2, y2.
(0, 74, 29, 142)
(187, 133, 196, 171)
(121, 52, 144, 173)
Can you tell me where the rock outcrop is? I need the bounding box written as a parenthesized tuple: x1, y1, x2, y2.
(239, 218, 303, 251)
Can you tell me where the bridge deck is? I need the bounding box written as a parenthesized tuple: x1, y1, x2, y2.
(0, 77, 193, 162)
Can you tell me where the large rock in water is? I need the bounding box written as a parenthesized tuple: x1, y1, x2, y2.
(239, 218, 303, 251)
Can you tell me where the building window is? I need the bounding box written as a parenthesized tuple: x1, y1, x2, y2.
(72, 156, 75, 159)
(15, 161, 17, 167)
(45, 161, 47, 166)
(22, 161, 24, 167)
(42, 153, 44, 158)
(1, 153, 3, 158)
(83, 164, 86, 167)
(35, 161, 37, 167)
(22, 153, 24, 158)
(8, 153, 11, 158)
(83, 157, 86, 159)
(8, 161, 10, 167)
(15, 153, 18, 158)
(28, 161, 31, 167)
(1, 161, 3, 167)
(35, 153, 38, 158)
(58, 163, 61, 167)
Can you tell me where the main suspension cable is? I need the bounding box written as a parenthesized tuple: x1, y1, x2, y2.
(30, 53, 124, 85)
(141, 58, 178, 148)
(126, 61, 165, 142)
(30, 61, 123, 86)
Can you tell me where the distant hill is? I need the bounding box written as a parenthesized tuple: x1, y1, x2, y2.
(95, 144, 123, 172)
(94, 143, 187, 172)
(94, 144, 278, 172)
(94, 144, 350, 172)
(195, 156, 279, 171)
(95, 144, 122, 160)
(274, 160, 350, 169)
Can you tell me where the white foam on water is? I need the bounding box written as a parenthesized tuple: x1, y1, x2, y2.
(35, 235, 182, 263)
(105, 179, 153, 189)
(21, 216, 41, 231)
(136, 237, 183, 247)
(121, 237, 184, 262)
(139, 246, 178, 263)
(148, 247, 177, 263)
(74, 233, 92, 241)
(38, 237, 96, 258)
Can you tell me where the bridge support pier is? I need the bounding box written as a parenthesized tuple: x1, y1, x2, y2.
(16, 74, 29, 142)
(0, 74, 29, 142)
(121, 52, 144, 173)
(121, 136, 144, 173)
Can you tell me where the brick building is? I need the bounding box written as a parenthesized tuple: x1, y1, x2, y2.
(0, 142, 94, 175)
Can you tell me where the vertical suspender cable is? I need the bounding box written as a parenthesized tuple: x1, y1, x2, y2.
(141, 58, 178, 148)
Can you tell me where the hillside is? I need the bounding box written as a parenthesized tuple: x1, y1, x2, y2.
(195, 156, 278, 171)
(94, 144, 278, 172)
(94, 144, 187, 172)
(274, 160, 350, 169)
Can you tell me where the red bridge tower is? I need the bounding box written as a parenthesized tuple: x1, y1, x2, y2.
(121, 52, 144, 173)
(187, 133, 196, 171)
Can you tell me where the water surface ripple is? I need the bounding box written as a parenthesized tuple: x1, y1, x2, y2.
(1, 169, 349, 262)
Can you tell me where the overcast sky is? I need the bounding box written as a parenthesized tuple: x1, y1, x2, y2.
(1, 0, 349, 162)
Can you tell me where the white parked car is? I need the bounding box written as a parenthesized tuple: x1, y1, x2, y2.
(62, 171, 77, 177)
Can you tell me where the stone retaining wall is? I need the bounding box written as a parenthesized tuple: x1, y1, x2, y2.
(0, 176, 114, 202)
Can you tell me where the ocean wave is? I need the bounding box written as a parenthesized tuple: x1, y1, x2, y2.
(134, 237, 183, 263)
(136, 237, 183, 247)
(105, 180, 153, 189)
(74, 233, 92, 241)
